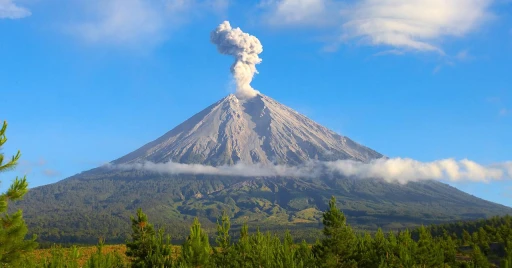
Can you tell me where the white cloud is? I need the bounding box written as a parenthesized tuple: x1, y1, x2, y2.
(112, 161, 321, 178)
(42, 169, 60, 177)
(260, 0, 339, 26)
(71, 0, 165, 46)
(455, 49, 473, 61)
(261, 0, 494, 53)
(325, 158, 505, 183)
(0, 0, 31, 19)
(109, 157, 512, 184)
(70, 0, 230, 46)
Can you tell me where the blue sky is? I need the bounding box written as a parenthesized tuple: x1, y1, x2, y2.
(1, 0, 511, 206)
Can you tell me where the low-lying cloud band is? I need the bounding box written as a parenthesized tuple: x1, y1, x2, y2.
(108, 158, 512, 184)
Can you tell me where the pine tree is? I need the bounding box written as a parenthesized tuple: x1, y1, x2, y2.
(463, 230, 472, 245)
(397, 230, 416, 268)
(296, 240, 315, 268)
(145, 229, 174, 268)
(313, 196, 357, 267)
(501, 241, 512, 268)
(180, 217, 211, 267)
(373, 228, 390, 265)
(213, 211, 232, 268)
(355, 232, 375, 267)
(440, 234, 457, 265)
(126, 208, 156, 267)
(126, 208, 173, 267)
(233, 222, 251, 268)
(0, 121, 37, 266)
(471, 244, 490, 268)
(477, 227, 491, 255)
(416, 225, 444, 267)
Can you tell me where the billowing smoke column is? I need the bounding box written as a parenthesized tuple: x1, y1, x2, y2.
(211, 21, 263, 99)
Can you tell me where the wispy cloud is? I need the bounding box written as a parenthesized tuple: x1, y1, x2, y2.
(112, 161, 321, 178)
(42, 169, 61, 177)
(261, 0, 494, 54)
(17, 158, 47, 174)
(487, 96, 510, 116)
(109, 158, 512, 184)
(0, 0, 31, 19)
(69, 0, 230, 46)
(259, 0, 341, 27)
(455, 49, 474, 61)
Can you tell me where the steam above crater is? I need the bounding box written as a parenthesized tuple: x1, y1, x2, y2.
(211, 21, 263, 99)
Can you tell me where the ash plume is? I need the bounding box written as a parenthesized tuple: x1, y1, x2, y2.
(210, 21, 263, 99)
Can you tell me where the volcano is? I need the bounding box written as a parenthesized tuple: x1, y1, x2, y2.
(113, 94, 382, 166)
(16, 94, 512, 243)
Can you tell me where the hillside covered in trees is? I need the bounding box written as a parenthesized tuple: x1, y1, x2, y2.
(11, 197, 512, 268)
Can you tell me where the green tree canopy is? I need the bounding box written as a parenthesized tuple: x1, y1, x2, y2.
(0, 121, 37, 266)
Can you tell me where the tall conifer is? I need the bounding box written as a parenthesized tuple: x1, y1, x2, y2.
(0, 121, 37, 266)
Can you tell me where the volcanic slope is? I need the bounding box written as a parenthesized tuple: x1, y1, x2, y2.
(16, 94, 512, 243)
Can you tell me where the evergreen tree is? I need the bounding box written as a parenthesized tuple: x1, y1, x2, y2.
(233, 222, 251, 268)
(126, 208, 174, 268)
(180, 217, 211, 267)
(501, 241, 512, 268)
(463, 230, 472, 245)
(355, 232, 375, 267)
(213, 212, 232, 268)
(313, 196, 357, 267)
(373, 228, 390, 265)
(477, 227, 490, 255)
(0, 121, 37, 266)
(396, 230, 416, 268)
(126, 208, 155, 267)
(471, 245, 490, 268)
(145, 229, 174, 268)
(439, 234, 457, 265)
(295, 240, 315, 268)
(416, 226, 444, 267)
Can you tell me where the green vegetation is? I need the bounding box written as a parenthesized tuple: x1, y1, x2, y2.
(15, 197, 512, 267)
(0, 121, 37, 266)
(15, 170, 512, 244)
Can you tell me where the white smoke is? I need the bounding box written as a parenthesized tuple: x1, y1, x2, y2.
(210, 21, 263, 99)
(108, 158, 512, 184)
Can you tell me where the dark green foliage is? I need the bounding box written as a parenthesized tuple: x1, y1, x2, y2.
(0, 121, 37, 266)
(213, 212, 233, 268)
(313, 196, 357, 267)
(15, 166, 512, 244)
(126, 208, 156, 267)
(144, 229, 174, 268)
(126, 208, 173, 268)
(502, 241, 512, 268)
(180, 217, 211, 267)
(19, 199, 512, 267)
(471, 245, 490, 268)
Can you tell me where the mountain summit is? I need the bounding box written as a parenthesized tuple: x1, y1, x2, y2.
(113, 94, 382, 166)
(15, 94, 512, 244)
